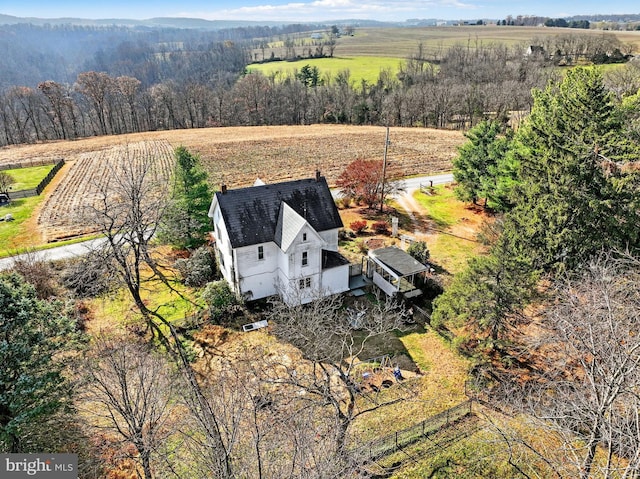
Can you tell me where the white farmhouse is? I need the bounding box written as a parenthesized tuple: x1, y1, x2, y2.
(208, 171, 350, 304)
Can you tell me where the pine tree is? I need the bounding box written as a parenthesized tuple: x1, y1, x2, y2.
(0, 273, 81, 452)
(160, 146, 213, 249)
(452, 120, 516, 211)
(502, 67, 640, 273)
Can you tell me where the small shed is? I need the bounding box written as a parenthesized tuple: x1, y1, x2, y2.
(367, 246, 428, 298)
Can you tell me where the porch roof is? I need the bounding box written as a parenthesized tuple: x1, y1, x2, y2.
(368, 246, 428, 277)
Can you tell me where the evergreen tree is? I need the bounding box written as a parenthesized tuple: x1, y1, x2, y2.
(502, 67, 640, 273)
(452, 120, 516, 211)
(407, 240, 430, 265)
(160, 146, 213, 249)
(431, 252, 538, 352)
(0, 273, 81, 452)
(433, 67, 640, 349)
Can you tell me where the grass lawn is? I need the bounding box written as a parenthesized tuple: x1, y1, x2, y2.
(0, 196, 43, 253)
(247, 56, 404, 85)
(0, 164, 57, 253)
(413, 186, 486, 275)
(88, 277, 199, 335)
(4, 164, 55, 190)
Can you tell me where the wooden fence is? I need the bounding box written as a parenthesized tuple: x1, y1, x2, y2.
(354, 399, 475, 462)
(0, 158, 62, 171)
(7, 159, 65, 199)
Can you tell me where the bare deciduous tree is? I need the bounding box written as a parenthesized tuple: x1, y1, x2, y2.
(515, 253, 640, 479)
(84, 153, 234, 478)
(194, 334, 364, 479)
(266, 291, 408, 462)
(82, 336, 177, 479)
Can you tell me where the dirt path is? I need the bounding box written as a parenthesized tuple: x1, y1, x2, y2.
(394, 188, 434, 240)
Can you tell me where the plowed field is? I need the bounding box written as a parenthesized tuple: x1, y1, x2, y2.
(0, 125, 464, 242)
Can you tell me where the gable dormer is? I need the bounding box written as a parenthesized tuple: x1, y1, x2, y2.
(274, 202, 325, 253)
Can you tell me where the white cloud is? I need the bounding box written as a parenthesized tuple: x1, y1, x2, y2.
(180, 0, 482, 22)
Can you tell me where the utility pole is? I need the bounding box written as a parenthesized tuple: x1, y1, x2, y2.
(379, 126, 390, 213)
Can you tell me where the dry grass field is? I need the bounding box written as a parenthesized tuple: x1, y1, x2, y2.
(0, 125, 464, 243)
(263, 26, 640, 60)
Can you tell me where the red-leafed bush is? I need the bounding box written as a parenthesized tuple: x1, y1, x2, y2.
(372, 221, 389, 234)
(349, 220, 368, 234)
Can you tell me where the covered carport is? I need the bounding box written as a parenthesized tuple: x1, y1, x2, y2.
(366, 246, 428, 298)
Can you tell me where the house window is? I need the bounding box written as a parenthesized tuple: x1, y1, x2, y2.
(303, 233, 307, 241)
(299, 277, 312, 289)
(302, 251, 308, 266)
(258, 245, 264, 260)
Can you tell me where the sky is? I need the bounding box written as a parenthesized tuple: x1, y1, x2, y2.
(1, 1, 639, 23)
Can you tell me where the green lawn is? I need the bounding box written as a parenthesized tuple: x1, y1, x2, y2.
(414, 186, 460, 229)
(4, 164, 55, 191)
(413, 186, 485, 275)
(0, 196, 42, 254)
(247, 56, 404, 86)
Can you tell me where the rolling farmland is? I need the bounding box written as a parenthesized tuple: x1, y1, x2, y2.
(0, 125, 464, 242)
(35, 140, 175, 242)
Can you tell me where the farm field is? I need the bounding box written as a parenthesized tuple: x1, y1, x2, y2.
(247, 56, 404, 85)
(0, 125, 464, 244)
(339, 26, 640, 57)
(256, 26, 640, 61)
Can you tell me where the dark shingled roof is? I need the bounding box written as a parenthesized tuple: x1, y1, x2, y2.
(215, 176, 343, 248)
(369, 246, 428, 277)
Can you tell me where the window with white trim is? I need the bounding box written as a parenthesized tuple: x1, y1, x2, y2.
(298, 277, 312, 289)
(258, 245, 264, 260)
(302, 251, 308, 266)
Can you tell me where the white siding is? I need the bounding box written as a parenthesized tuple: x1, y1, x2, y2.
(211, 197, 349, 304)
(319, 228, 340, 251)
(321, 264, 350, 295)
(212, 206, 234, 288)
(235, 242, 280, 300)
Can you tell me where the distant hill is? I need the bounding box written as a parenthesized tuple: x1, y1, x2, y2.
(2, 11, 640, 30)
(0, 13, 401, 30)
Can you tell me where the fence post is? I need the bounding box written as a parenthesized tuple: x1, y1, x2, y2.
(395, 431, 398, 451)
(446, 409, 449, 426)
(421, 419, 425, 437)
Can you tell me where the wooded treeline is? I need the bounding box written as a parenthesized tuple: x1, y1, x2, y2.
(0, 23, 319, 89)
(0, 23, 636, 147)
(0, 41, 546, 146)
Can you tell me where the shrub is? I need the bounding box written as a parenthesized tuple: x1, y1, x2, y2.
(201, 280, 239, 323)
(62, 252, 118, 299)
(349, 220, 367, 234)
(338, 196, 352, 209)
(11, 255, 61, 299)
(372, 221, 389, 234)
(175, 246, 218, 287)
(407, 240, 430, 264)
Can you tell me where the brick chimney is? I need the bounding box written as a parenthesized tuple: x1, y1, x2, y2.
(221, 184, 227, 194)
(315, 169, 321, 181)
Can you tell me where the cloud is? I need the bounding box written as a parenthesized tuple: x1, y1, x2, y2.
(182, 0, 481, 22)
